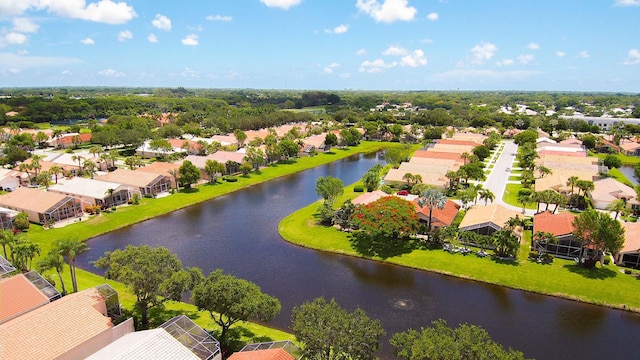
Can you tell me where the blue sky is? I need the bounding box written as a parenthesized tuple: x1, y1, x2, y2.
(1, 0, 639, 92)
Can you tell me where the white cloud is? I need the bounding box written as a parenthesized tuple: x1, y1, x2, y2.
(0, 52, 82, 69)
(426, 12, 438, 21)
(356, 48, 367, 55)
(578, 50, 590, 58)
(421, 38, 434, 44)
(325, 24, 349, 34)
(469, 42, 497, 65)
(43, 0, 137, 24)
(0, 1, 39, 17)
(17, 49, 28, 55)
(182, 67, 200, 78)
(323, 62, 340, 74)
(260, 0, 302, 10)
(12, 18, 39, 33)
(359, 58, 398, 73)
(517, 54, 534, 64)
(382, 46, 407, 56)
(80, 37, 95, 45)
(98, 68, 125, 77)
(614, 0, 640, 6)
(4, 32, 27, 45)
(623, 48, 640, 65)
(527, 42, 540, 50)
(400, 49, 427, 67)
(152, 14, 171, 31)
(206, 15, 233, 21)
(339, 72, 351, 78)
(147, 33, 158, 43)
(556, 50, 566, 58)
(61, 70, 71, 76)
(496, 58, 514, 67)
(118, 30, 132, 41)
(356, 0, 417, 23)
(181, 34, 199, 46)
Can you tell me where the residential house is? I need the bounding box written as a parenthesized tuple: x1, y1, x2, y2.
(0, 187, 82, 224)
(184, 151, 247, 178)
(415, 199, 461, 228)
(96, 169, 171, 196)
(228, 341, 301, 360)
(619, 139, 640, 156)
(352, 190, 390, 205)
(0, 284, 133, 360)
(49, 177, 131, 210)
(589, 178, 638, 210)
(301, 134, 328, 154)
(0, 168, 21, 191)
(168, 138, 204, 155)
(135, 139, 185, 159)
(136, 161, 182, 189)
(532, 211, 581, 259)
(458, 204, 520, 236)
(47, 132, 92, 149)
(0, 271, 61, 324)
(595, 138, 620, 154)
(384, 168, 448, 189)
(87, 315, 222, 360)
(0, 207, 19, 230)
(617, 222, 640, 268)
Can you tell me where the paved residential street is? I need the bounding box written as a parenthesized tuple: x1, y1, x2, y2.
(479, 140, 535, 216)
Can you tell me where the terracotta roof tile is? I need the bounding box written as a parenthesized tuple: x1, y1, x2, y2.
(0, 187, 76, 213)
(621, 222, 640, 254)
(459, 204, 520, 230)
(228, 348, 296, 360)
(0, 274, 50, 324)
(415, 199, 460, 227)
(533, 211, 575, 237)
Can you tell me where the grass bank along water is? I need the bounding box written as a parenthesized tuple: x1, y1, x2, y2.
(279, 183, 640, 312)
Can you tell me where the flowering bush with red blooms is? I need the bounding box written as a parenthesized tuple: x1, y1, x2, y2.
(350, 196, 420, 239)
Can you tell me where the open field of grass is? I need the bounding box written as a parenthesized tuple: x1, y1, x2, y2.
(279, 195, 640, 312)
(503, 183, 536, 210)
(22, 141, 407, 342)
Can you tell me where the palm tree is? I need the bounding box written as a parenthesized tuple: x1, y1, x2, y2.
(37, 253, 67, 296)
(479, 188, 495, 205)
(52, 238, 89, 293)
(36, 171, 52, 189)
(13, 239, 40, 271)
(517, 193, 531, 213)
(445, 170, 458, 192)
(402, 173, 416, 187)
(89, 145, 104, 158)
(418, 188, 448, 232)
(204, 159, 225, 184)
(167, 168, 180, 190)
(533, 231, 559, 255)
(83, 159, 97, 179)
(30, 154, 44, 177)
(536, 165, 552, 178)
(71, 155, 84, 175)
(49, 165, 63, 183)
(0, 229, 19, 259)
(461, 152, 471, 165)
(605, 199, 627, 220)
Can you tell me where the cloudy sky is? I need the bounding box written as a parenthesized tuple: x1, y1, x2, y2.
(1, 0, 639, 91)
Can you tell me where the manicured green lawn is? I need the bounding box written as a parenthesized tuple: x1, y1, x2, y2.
(592, 152, 640, 166)
(23, 141, 406, 343)
(503, 183, 535, 210)
(279, 199, 640, 311)
(608, 167, 635, 187)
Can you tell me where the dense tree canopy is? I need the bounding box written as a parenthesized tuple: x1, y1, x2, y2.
(351, 196, 420, 239)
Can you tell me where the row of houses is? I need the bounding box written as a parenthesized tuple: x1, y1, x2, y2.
(383, 133, 487, 188)
(0, 259, 302, 360)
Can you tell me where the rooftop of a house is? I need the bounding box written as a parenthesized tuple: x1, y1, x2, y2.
(411, 150, 463, 161)
(49, 176, 126, 199)
(0, 287, 113, 360)
(136, 161, 181, 175)
(591, 178, 637, 203)
(621, 222, 640, 254)
(96, 168, 166, 188)
(352, 190, 389, 205)
(415, 199, 461, 227)
(459, 203, 520, 230)
(0, 187, 76, 213)
(533, 211, 576, 237)
(228, 348, 296, 360)
(0, 273, 50, 324)
(86, 328, 201, 360)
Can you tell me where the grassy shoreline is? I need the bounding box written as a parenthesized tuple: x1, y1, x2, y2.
(279, 183, 640, 313)
(25, 141, 404, 341)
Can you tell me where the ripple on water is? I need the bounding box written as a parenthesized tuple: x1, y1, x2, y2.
(391, 298, 415, 311)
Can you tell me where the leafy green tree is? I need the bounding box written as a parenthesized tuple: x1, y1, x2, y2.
(279, 139, 300, 159)
(233, 129, 247, 147)
(94, 245, 201, 329)
(0, 229, 19, 259)
(513, 129, 537, 146)
(391, 319, 526, 360)
(324, 133, 338, 149)
(240, 161, 252, 175)
(362, 167, 381, 192)
(572, 209, 625, 267)
(418, 188, 447, 232)
(12, 238, 40, 271)
(179, 160, 201, 189)
(492, 229, 520, 258)
(472, 145, 491, 161)
(292, 297, 385, 360)
(603, 154, 622, 169)
(51, 238, 88, 293)
(605, 198, 627, 220)
(204, 159, 225, 183)
(316, 176, 344, 205)
(334, 199, 356, 231)
(36, 252, 67, 295)
(192, 269, 281, 346)
(351, 196, 420, 239)
(149, 139, 173, 155)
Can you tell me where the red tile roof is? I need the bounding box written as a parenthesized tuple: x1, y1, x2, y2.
(0, 274, 50, 324)
(414, 199, 461, 227)
(228, 348, 296, 360)
(436, 139, 480, 147)
(533, 211, 575, 236)
(411, 150, 463, 161)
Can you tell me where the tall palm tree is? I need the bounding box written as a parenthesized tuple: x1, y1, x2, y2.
(479, 188, 495, 205)
(30, 154, 44, 177)
(167, 168, 180, 189)
(0, 229, 19, 259)
(418, 188, 448, 232)
(83, 159, 97, 179)
(605, 199, 627, 220)
(13, 239, 40, 271)
(461, 152, 471, 165)
(89, 145, 104, 158)
(52, 238, 89, 293)
(37, 253, 67, 296)
(49, 165, 63, 183)
(71, 155, 84, 175)
(517, 193, 531, 213)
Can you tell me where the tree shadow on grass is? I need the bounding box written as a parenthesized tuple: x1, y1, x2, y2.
(348, 232, 418, 259)
(146, 304, 202, 329)
(563, 264, 618, 280)
(490, 256, 520, 267)
(277, 159, 298, 165)
(179, 187, 200, 194)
